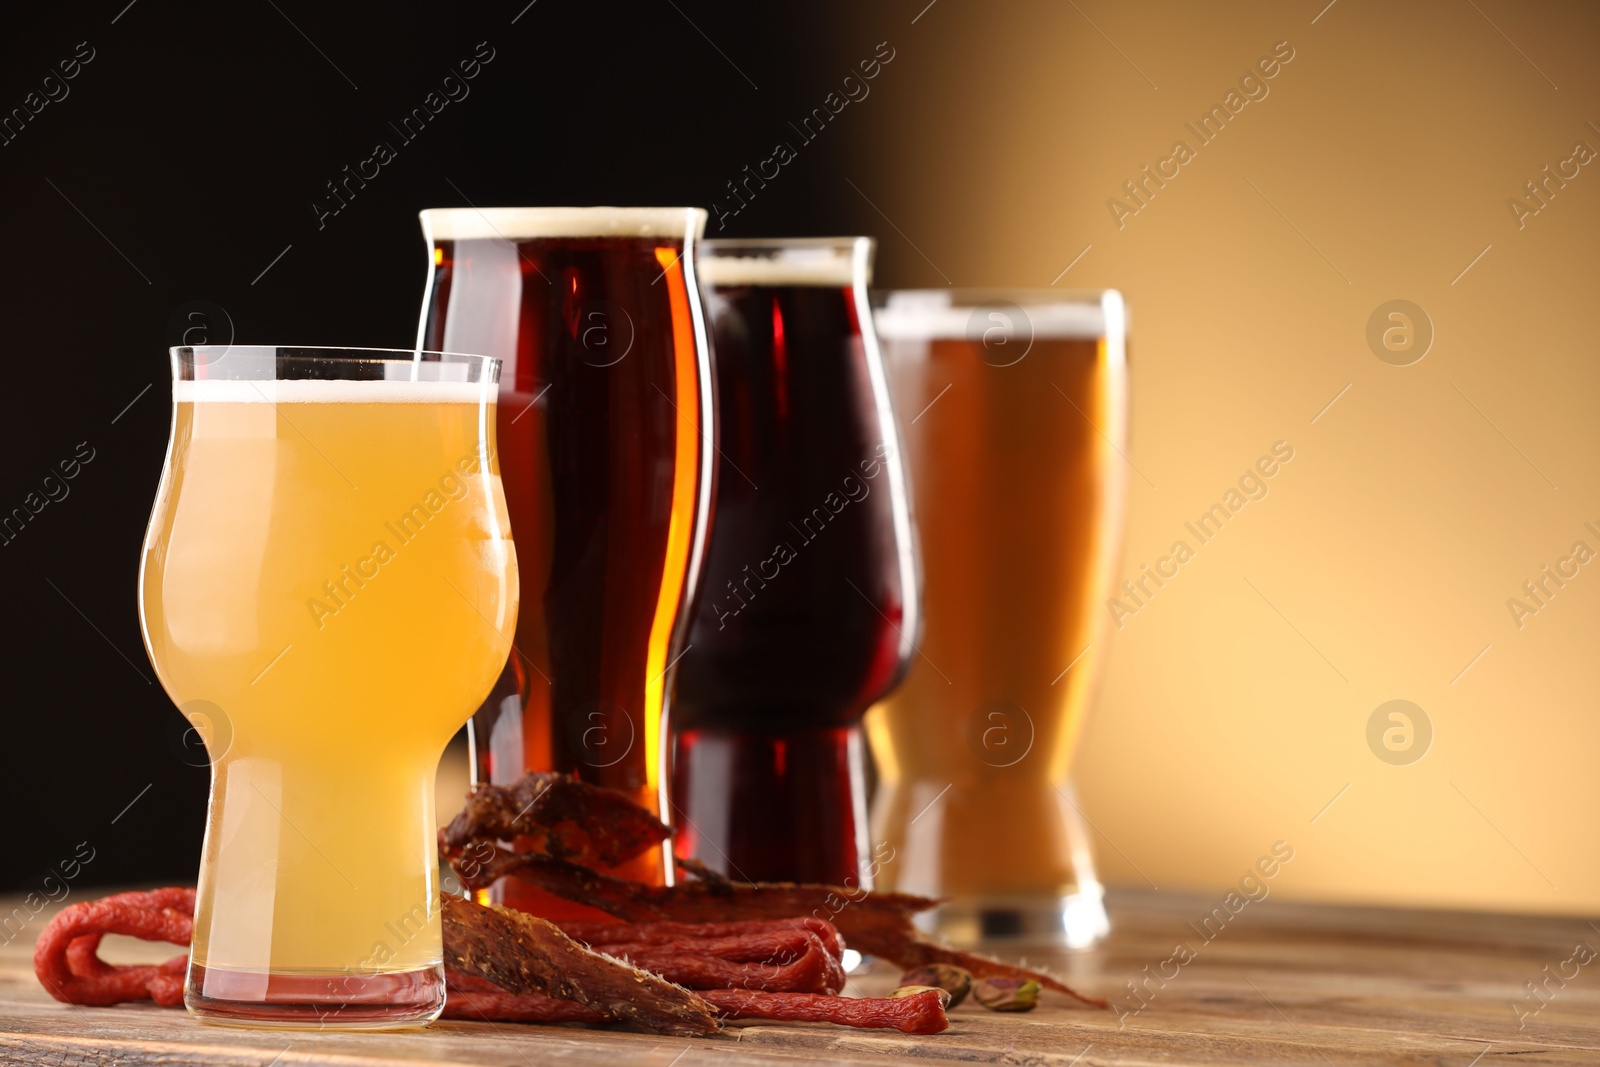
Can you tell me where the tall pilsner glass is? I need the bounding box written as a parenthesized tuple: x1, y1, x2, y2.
(139, 346, 517, 1026)
(416, 208, 713, 910)
(870, 291, 1127, 948)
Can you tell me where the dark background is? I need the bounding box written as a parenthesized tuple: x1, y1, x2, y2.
(0, 0, 908, 891)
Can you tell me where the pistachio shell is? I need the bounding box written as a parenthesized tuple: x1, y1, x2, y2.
(890, 984, 953, 1009)
(972, 975, 1042, 1012)
(898, 963, 974, 1008)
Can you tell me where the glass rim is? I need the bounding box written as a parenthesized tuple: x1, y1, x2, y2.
(875, 287, 1123, 308)
(700, 236, 873, 252)
(419, 206, 707, 242)
(872, 288, 1125, 343)
(169, 344, 500, 366)
(167, 346, 502, 391)
(698, 236, 872, 288)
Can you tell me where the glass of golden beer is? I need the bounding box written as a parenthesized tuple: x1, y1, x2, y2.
(138, 346, 517, 1027)
(868, 290, 1127, 948)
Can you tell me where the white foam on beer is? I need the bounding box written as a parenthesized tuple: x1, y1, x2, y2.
(698, 245, 859, 287)
(420, 207, 706, 242)
(873, 290, 1116, 340)
(173, 379, 491, 404)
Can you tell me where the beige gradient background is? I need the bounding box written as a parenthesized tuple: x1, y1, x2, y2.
(832, 0, 1600, 914)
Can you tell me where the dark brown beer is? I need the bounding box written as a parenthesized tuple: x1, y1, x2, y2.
(418, 208, 712, 914)
(671, 239, 916, 886)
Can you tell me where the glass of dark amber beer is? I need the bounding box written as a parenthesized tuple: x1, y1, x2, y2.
(672, 238, 918, 888)
(416, 208, 713, 911)
(869, 289, 1127, 947)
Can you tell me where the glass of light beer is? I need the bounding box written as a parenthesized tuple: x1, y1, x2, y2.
(869, 290, 1127, 947)
(416, 208, 712, 913)
(139, 346, 517, 1027)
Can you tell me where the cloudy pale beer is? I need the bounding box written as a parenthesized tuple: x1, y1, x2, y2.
(140, 352, 516, 1025)
(869, 291, 1127, 946)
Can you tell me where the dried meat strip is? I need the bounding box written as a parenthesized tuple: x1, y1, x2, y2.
(35, 887, 952, 1038)
(466, 851, 1103, 1009)
(440, 894, 719, 1035)
(613, 935, 843, 994)
(33, 887, 194, 1007)
(441, 981, 947, 1034)
(441, 988, 608, 1024)
(442, 972, 606, 1025)
(560, 917, 845, 960)
(701, 988, 949, 1035)
(439, 774, 669, 871)
(466, 849, 932, 940)
(582, 928, 823, 966)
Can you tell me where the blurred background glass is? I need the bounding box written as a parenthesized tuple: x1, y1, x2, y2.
(870, 290, 1126, 946)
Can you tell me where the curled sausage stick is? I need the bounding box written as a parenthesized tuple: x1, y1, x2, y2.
(33, 888, 195, 1008)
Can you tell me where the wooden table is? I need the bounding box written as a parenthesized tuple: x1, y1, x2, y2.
(5, 888, 1598, 1065)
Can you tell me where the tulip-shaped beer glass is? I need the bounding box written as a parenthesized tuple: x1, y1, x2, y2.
(672, 237, 918, 887)
(139, 347, 517, 1027)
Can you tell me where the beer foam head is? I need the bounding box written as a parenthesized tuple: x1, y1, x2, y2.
(420, 207, 707, 242)
(173, 378, 493, 404)
(873, 289, 1123, 341)
(698, 238, 869, 288)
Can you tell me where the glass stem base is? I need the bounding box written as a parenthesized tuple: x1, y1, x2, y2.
(917, 888, 1110, 949)
(185, 962, 444, 1029)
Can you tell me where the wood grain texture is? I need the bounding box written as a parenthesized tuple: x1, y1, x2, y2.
(5, 888, 1598, 1065)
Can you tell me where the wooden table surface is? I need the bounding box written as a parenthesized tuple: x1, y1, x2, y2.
(5, 888, 1598, 1066)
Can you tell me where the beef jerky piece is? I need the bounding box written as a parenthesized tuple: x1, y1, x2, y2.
(484, 855, 1102, 1008)
(581, 928, 823, 965)
(560, 917, 845, 960)
(442, 985, 948, 1035)
(442, 988, 608, 1024)
(615, 936, 842, 994)
(440, 894, 719, 1036)
(443, 972, 606, 1025)
(574, 927, 846, 995)
(443, 973, 945, 1035)
(439, 774, 670, 871)
(701, 988, 949, 1035)
(33, 887, 194, 1007)
(479, 852, 932, 943)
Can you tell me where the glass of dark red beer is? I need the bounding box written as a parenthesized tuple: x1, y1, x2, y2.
(671, 237, 919, 888)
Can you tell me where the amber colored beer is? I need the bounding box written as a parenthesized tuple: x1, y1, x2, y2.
(416, 208, 712, 910)
(869, 291, 1127, 945)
